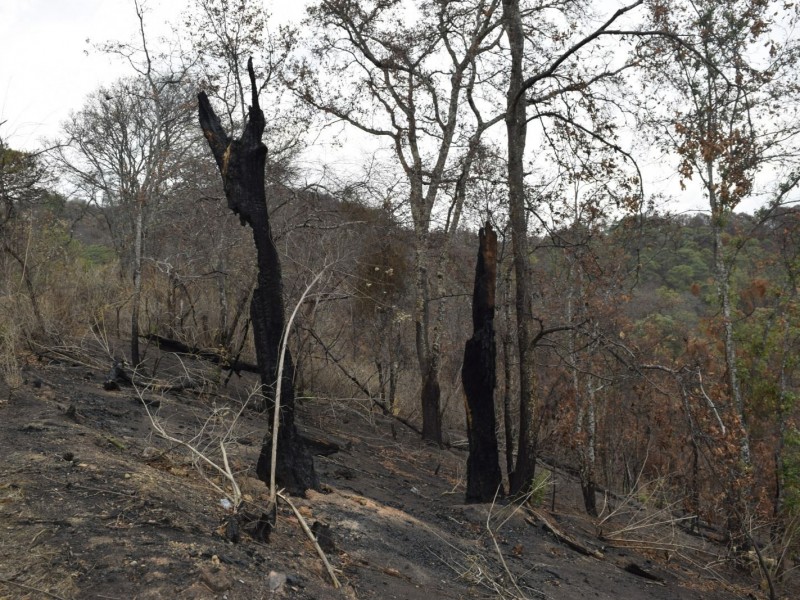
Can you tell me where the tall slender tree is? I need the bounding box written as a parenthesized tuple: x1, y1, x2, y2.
(55, 72, 196, 366)
(297, 0, 504, 443)
(55, 1, 197, 366)
(642, 0, 800, 471)
(501, 0, 647, 494)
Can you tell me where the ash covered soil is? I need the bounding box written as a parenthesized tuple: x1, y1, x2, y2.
(0, 341, 767, 599)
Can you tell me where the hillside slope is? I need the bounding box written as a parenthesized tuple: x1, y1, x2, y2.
(0, 341, 766, 599)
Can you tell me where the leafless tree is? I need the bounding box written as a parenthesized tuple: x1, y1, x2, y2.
(0, 129, 50, 334)
(54, 3, 198, 366)
(296, 0, 505, 443)
(501, 0, 648, 494)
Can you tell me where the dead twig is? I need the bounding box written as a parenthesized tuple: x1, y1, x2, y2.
(527, 508, 603, 559)
(305, 326, 423, 435)
(277, 491, 341, 588)
(599, 537, 718, 557)
(29, 528, 48, 546)
(0, 578, 67, 600)
(133, 363, 244, 510)
(270, 267, 328, 505)
(487, 489, 529, 598)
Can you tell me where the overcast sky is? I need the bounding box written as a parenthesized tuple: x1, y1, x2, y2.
(0, 1, 753, 214)
(0, 0, 308, 150)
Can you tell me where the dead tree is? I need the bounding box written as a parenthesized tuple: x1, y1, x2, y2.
(462, 222, 503, 502)
(198, 58, 317, 495)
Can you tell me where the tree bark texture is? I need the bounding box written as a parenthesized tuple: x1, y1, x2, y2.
(709, 188, 750, 464)
(414, 233, 443, 445)
(503, 0, 538, 495)
(131, 198, 144, 367)
(462, 222, 503, 503)
(579, 381, 598, 517)
(501, 271, 516, 480)
(198, 59, 317, 495)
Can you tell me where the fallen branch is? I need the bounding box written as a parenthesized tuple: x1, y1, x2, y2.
(297, 432, 340, 457)
(598, 537, 718, 556)
(133, 380, 243, 510)
(32, 343, 104, 372)
(0, 578, 66, 600)
(527, 508, 603, 559)
(278, 491, 341, 588)
(143, 333, 259, 374)
(623, 562, 665, 583)
(305, 326, 422, 436)
(155, 377, 202, 393)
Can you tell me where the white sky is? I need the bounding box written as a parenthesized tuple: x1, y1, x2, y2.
(0, 0, 774, 214)
(0, 0, 307, 149)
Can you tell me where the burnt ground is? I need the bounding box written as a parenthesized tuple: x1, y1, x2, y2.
(0, 339, 781, 599)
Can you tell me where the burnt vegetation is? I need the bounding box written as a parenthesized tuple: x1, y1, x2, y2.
(3, 0, 800, 598)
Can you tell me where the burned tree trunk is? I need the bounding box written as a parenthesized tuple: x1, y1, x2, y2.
(462, 222, 503, 503)
(198, 58, 317, 495)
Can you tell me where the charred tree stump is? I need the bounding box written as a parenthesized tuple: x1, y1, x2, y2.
(198, 58, 317, 495)
(462, 222, 503, 503)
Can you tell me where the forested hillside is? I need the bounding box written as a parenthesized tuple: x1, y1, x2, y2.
(3, 0, 800, 598)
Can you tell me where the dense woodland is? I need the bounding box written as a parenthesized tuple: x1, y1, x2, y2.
(3, 0, 800, 595)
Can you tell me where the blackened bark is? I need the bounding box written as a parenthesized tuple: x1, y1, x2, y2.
(462, 222, 503, 503)
(581, 479, 598, 518)
(198, 58, 317, 495)
(421, 367, 443, 444)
